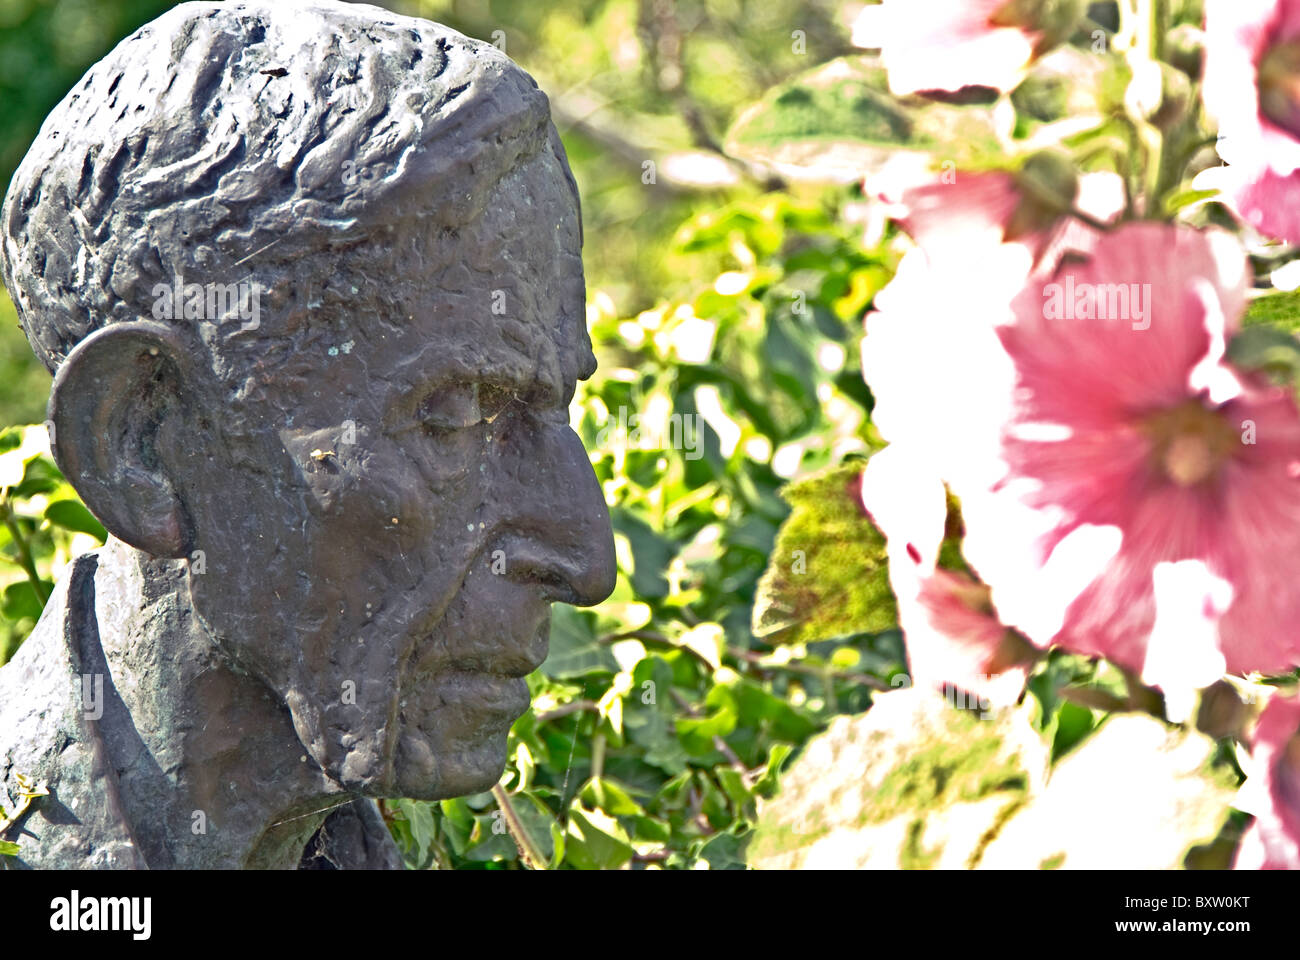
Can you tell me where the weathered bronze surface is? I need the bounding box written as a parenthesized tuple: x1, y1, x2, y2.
(0, 0, 614, 869)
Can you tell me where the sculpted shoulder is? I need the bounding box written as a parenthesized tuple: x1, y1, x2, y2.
(0, 553, 147, 869)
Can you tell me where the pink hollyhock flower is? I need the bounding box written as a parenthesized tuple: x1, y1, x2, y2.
(1204, 0, 1300, 242)
(875, 161, 1125, 268)
(862, 242, 1022, 495)
(958, 224, 1300, 698)
(1235, 693, 1300, 869)
(1216, 165, 1300, 244)
(858, 169, 1123, 701)
(851, 0, 1081, 96)
(860, 447, 1036, 707)
(861, 164, 1124, 496)
(882, 170, 1031, 257)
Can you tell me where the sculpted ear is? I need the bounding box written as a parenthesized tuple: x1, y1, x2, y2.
(48, 321, 202, 558)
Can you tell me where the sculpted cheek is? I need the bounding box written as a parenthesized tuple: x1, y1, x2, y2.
(280, 425, 427, 524)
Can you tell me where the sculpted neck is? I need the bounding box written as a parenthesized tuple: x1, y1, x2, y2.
(84, 538, 348, 868)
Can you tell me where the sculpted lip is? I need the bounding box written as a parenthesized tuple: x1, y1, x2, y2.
(414, 615, 550, 679)
(399, 661, 533, 726)
(419, 672, 532, 723)
(446, 657, 537, 678)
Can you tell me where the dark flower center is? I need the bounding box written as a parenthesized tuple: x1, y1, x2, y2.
(1142, 399, 1240, 487)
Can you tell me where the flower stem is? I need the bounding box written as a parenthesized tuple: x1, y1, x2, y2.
(0, 493, 49, 606)
(490, 783, 548, 870)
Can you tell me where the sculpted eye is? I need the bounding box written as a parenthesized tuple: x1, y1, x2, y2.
(418, 382, 481, 432)
(417, 382, 521, 433)
(477, 383, 517, 424)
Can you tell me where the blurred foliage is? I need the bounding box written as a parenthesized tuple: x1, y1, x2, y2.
(0, 0, 177, 190)
(0, 0, 179, 423)
(0, 424, 105, 666)
(0, 288, 47, 425)
(725, 57, 1004, 178)
(395, 0, 855, 306)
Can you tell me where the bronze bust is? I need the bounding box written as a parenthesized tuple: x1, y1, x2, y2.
(0, 0, 615, 868)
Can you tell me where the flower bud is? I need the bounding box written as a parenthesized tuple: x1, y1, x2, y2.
(1166, 23, 1204, 80)
(1151, 62, 1193, 130)
(990, 0, 1087, 55)
(1005, 150, 1079, 239)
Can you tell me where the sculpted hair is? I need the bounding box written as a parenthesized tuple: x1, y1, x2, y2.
(0, 0, 582, 397)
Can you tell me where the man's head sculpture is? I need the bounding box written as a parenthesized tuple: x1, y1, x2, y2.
(1, 0, 616, 812)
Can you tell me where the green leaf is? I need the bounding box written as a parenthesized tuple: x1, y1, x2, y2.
(8, 456, 62, 500)
(44, 499, 107, 540)
(541, 606, 618, 680)
(751, 461, 896, 644)
(437, 797, 474, 857)
(625, 656, 691, 774)
(0, 425, 51, 489)
(580, 777, 645, 817)
(694, 771, 733, 829)
(388, 799, 438, 869)
(564, 803, 635, 870)
(1225, 324, 1300, 406)
(404, 801, 437, 849)
(697, 827, 750, 870)
(727, 678, 819, 743)
(515, 741, 536, 792)
(512, 792, 559, 867)
(2, 580, 48, 622)
(631, 815, 671, 844)
(612, 509, 674, 600)
(642, 730, 691, 775)
(724, 56, 1003, 181)
(675, 622, 723, 672)
(439, 797, 475, 828)
(1027, 649, 1094, 733)
(1051, 701, 1097, 762)
(715, 767, 753, 814)
(1243, 291, 1300, 333)
(548, 820, 566, 870)
(0, 839, 19, 856)
(676, 700, 737, 756)
(463, 813, 519, 862)
(1163, 187, 1218, 216)
(753, 743, 795, 798)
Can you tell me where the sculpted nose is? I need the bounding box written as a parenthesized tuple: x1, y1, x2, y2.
(499, 421, 616, 607)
